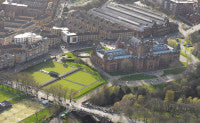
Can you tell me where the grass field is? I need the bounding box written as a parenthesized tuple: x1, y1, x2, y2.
(32, 72, 53, 84)
(120, 74, 157, 81)
(24, 60, 76, 84)
(20, 107, 51, 123)
(24, 53, 106, 99)
(44, 79, 84, 93)
(65, 71, 101, 85)
(162, 67, 186, 76)
(0, 89, 15, 102)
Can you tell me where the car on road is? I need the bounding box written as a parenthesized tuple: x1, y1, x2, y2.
(60, 112, 68, 119)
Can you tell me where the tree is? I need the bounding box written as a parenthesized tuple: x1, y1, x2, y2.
(164, 90, 175, 102)
(120, 59, 133, 73)
(196, 86, 200, 97)
(69, 89, 77, 103)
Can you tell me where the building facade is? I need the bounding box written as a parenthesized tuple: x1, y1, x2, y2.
(91, 37, 180, 72)
(0, 53, 15, 69)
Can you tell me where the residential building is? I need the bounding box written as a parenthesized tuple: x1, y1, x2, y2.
(0, 53, 15, 69)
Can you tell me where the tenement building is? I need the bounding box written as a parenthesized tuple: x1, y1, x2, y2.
(0, 32, 49, 65)
(141, 0, 200, 24)
(63, 3, 178, 42)
(91, 36, 180, 72)
(0, 53, 15, 69)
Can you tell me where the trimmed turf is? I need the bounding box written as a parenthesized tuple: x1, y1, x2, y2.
(162, 67, 186, 76)
(42, 62, 75, 75)
(20, 107, 51, 123)
(120, 74, 157, 81)
(24, 60, 76, 84)
(65, 71, 101, 85)
(44, 79, 84, 94)
(74, 79, 106, 100)
(0, 89, 15, 102)
(32, 72, 53, 84)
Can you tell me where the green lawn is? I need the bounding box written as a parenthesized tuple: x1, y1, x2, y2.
(24, 60, 76, 84)
(44, 79, 84, 94)
(74, 79, 106, 100)
(25, 60, 75, 75)
(20, 107, 51, 123)
(31, 72, 53, 84)
(65, 71, 101, 85)
(120, 74, 157, 81)
(0, 89, 15, 102)
(66, 62, 100, 75)
(162, 67, 186, 76)
(42, 62, 75, 75)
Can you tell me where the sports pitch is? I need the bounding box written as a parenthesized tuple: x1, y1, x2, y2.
(24, 60, 106, 99)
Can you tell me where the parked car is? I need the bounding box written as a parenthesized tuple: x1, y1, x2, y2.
(0, 101, 12, 112)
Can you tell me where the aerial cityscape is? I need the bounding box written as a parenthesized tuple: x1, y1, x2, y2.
(0, 0, 200, 122)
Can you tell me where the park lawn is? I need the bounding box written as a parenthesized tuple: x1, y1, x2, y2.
(120, 74, 157, 81)
(162, 67, 186, 76)
(77, 0, 88, 4)
(67, 62, 100, 75)
(0, 89, 15, 102)
(19, 106, 50, 123)
(65, 71, 101, 85)
(31, 72, 53, 84)
(42, 62, 75, 75)
(24, 60, 75, 75)
(74, 79, 106, 100)
(43, 79, 84, 95)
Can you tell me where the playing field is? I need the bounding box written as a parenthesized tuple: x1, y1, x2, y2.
(32, 72, 53, 84)
(0, 89, 15, 102)
(44, 79, 84, 92)
(24, 61, 76, 84)
(65, 71, 101, 85)
(0, 100, 44, 123)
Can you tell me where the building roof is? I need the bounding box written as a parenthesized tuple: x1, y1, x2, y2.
(88, 3, 169, 32)
(14, 32, 42, 39)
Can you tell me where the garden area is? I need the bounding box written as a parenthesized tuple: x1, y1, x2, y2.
(23, 51, 106, 100)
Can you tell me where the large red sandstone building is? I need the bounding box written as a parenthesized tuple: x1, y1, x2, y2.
(91, 37, 180, 72)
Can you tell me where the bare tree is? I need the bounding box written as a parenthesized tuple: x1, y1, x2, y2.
(120, 59, 133, 73)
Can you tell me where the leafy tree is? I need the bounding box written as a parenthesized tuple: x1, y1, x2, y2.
(196, 86, 200, 97)
(164, 90, 175, 102)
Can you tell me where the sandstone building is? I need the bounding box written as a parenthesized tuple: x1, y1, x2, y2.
(91, 37, 180, 72)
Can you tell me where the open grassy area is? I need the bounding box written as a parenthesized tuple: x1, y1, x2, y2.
(162, 67, 186, 76)
(65, 71, 101, 85)
(24, 60, 76, 84)
(44, 79, 84, 93)
(0, 89, 15, 102)
(25, 60, 75, 75)
(74, 79, 106, 100)
(32, 72, 53, 84)
(120, 74, 157, 81)
(42, 62, 75, 75)
(20, 107, 51, 123)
